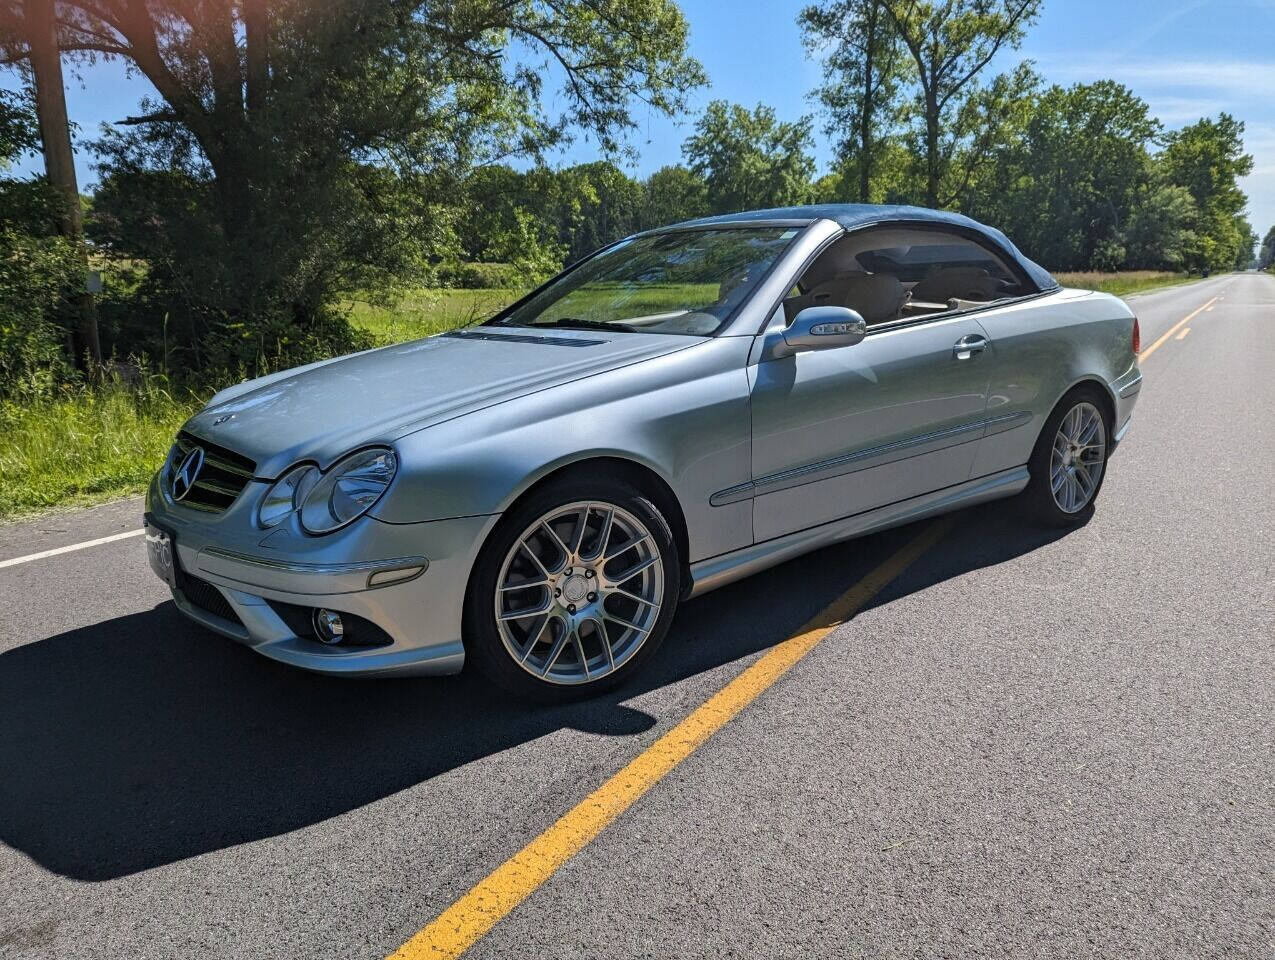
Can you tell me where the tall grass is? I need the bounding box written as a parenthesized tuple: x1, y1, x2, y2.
(0, 375, 199, 520)
(342, 288, 523, 343)
(1, 288, 515, 520)
(1052, 271, 1192, 297)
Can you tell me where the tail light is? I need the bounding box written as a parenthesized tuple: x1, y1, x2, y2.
(1132, 317, 1141, 355)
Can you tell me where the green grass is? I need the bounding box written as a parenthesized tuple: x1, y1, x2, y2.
(0, 379, 198, 521)
(0, 289, 526, 521)
(342, 282, 725, 343)
(1052, 270, 1195, 297)
(343, 288, 523, 343)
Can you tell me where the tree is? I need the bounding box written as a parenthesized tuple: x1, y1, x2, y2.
(683, 101, 815, 215)
(640, 164, 708, 229)
(938, 60, 1037, 210)
(1159, 114, 1254, 272)
(2, 0, 705, 372)
(966, 81, 1162, 270)
(1259, 225, 1275, 271)
(0, 88, 81, 397)
(1122, 180, 1198, 271)
(880, 0, 1042, 207)
(538, 161, 645, 262)
(4, 0, 101, 367)
(457, 160, 649, 276)
(800, 0, 908, 203)
(1234, 219, 1257, 272)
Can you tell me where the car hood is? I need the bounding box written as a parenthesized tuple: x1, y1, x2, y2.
(183, 328, 700, 478)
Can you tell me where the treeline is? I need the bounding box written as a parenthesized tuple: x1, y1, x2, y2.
(0, 0, 1265, 398)
(0, 89, 82, 395)
(1260, 226, 1275, 272)
(455, 90, 1257, 281)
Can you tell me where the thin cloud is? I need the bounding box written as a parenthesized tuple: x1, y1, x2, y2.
(1116, 0, 1214, 57)
(1033, 56, 1275, 99)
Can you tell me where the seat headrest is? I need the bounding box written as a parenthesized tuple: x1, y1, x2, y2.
(838, 273, 906, 325)
(785, 271, 904, 325)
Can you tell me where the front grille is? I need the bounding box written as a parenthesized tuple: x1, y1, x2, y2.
(179, 575, 243, 626)
(169, 432, 256, 513)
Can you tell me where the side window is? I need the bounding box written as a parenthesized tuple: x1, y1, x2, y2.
(783, 227, 1026, 327)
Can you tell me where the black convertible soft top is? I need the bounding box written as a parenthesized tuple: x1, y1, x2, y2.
(667, 203, 1058, 294)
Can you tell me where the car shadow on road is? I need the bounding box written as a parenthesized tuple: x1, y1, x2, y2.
(0, 501, 1077, 881)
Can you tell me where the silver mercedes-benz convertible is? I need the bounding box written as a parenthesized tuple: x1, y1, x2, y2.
(145, 204, 1142, 699)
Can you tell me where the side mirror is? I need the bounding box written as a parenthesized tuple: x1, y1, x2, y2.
(772, 306, 867, 358)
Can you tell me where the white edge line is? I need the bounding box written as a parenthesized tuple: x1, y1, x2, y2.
(0, 528, 144, 569)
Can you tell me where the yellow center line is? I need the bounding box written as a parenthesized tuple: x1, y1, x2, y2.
(1138, 296, 1217, 361)
(1175, 327, 1191, 341)
(387, 516, 955, 960)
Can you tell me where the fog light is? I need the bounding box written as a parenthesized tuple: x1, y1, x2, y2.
(312, 608, 345, 645)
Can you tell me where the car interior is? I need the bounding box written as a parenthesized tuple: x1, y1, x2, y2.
(783, 227, 1027, 327)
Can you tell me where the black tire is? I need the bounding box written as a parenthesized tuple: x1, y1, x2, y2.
(1021, 385, 1113, 528)
(463, 475, 682, 702)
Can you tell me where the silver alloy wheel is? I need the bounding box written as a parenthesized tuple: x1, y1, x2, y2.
(1050, 401, 1107, 513)
(494, 501, 664, 685)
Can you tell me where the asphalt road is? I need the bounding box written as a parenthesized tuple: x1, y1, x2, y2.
(2, 273, 1273, 959)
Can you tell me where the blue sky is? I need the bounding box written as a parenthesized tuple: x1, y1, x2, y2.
(5, 0, 1275, 238)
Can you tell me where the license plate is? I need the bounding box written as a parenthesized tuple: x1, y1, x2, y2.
(144, 522, 179, 590)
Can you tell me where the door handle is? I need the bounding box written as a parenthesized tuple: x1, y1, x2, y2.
(953, 334, 988, 359)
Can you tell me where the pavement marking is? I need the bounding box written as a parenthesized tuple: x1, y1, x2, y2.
(1175, 327, 1191, 341)
(1139, 296, 1218, 362)
(0, 528, 144, 570)
(387, 516, 955, 960)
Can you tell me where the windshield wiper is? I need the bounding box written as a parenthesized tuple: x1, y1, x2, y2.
(538, 317, 640, 333)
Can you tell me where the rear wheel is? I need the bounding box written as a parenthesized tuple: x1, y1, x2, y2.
(465, 477, 681, 701)
(1021, 386, 1111, 527)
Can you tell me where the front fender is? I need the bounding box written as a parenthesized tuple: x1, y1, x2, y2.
(370, 337, 756, 563)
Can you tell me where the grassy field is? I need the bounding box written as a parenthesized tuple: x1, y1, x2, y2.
(342, 281, 725, 343)
(0, 379, 198, 520)
(343, 288, 522, 343)
(1051, 270, 1193, 297)
(0, 290, 516, 522)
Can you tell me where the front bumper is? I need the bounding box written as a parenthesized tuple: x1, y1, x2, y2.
(146, 473, 498, 677)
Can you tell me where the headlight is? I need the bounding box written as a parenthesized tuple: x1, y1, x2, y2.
(258, 464, 319, 528)
(299, 447, 398, 534)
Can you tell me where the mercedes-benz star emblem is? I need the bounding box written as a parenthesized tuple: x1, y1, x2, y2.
(170, 446, 205, 501)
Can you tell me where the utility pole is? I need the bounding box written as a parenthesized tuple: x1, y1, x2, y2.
(24, 0, 101, 369)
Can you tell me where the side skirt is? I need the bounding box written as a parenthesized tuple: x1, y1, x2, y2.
(685, 465, 1029, 599)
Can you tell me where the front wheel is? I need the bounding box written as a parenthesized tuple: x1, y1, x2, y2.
(464, 477, 681, 701)
(1021, 387, 1112, 527)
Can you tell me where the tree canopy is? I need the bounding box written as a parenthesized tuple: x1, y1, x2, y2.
(4, 0, 706, 371)
(683, 101, 816, 214)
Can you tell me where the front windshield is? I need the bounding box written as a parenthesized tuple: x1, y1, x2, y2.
(488, 227, 800, 336)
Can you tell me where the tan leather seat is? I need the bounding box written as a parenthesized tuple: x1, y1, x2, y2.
(802, 271, 868, 309)
(785, 272, 905, 326)
(841, 274, 906, 324)
(910, 267, 1001, 304)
